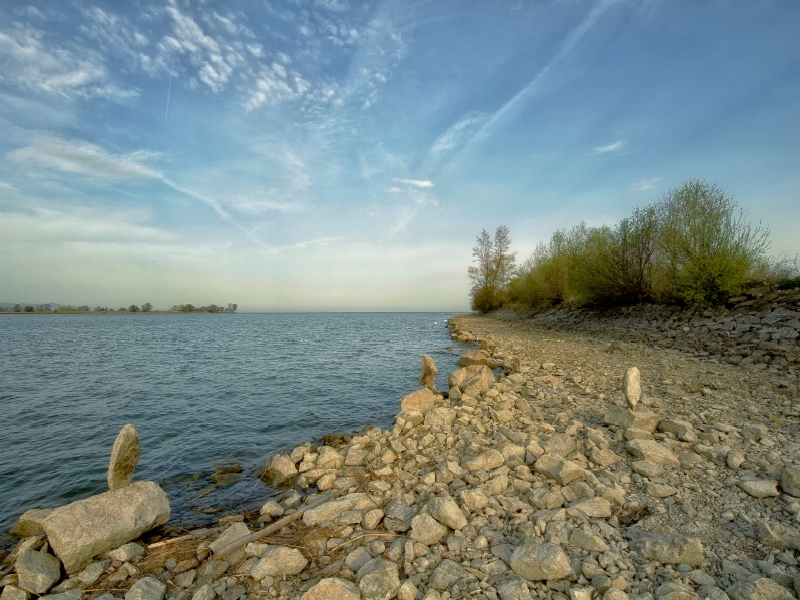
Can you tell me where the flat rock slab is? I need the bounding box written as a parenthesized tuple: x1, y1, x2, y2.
(303, 498, 353, 527)
(534, 454, 584, 486)
(739, 479, 780, 498)
(400, 388, 435, 412)
(43, 480, 170, 573)
(633, 533, 704, 566)
(625, 440, 680, 467)
(604, 406, 660, 432)
(107, 424, 140, 491)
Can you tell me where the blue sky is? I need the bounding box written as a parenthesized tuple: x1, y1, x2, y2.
(1, 0, 798, 311)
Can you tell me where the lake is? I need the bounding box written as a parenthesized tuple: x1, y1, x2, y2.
(0, 312, 466, 548)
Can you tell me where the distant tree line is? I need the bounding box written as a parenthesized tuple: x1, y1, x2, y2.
(1, 302, 238, 313)
(468, 179, 799, 312)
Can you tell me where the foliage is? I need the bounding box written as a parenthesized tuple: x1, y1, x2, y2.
(468, 226, 517, 312)
(505, 179, 775, 310)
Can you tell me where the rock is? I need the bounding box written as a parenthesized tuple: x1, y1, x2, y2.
(77, 560, 110, 586)
(400, 388, 435, 412)
(647, 484, 679, 498)
(497, 576, 533, 600)
(781, 467, 800, 497)
(634, 534, 704, 566)
(631, 460, 664, 477)
(345, 547, 374, 572)
(464, 449, 504, 472)
(0, 587, 30, 600)
(604, 406, 660, 432)
(533, 454, 584, 485)
(43, 590, 83, 600)
(191, 585, 215, 600)
(542, 434, 577, 458)
(420, 355, 438, 390)
(125, 577, 166, 600)
(303, 498, 353, 526)
(363, 508, 384, 530)
(448, 365, 495, 393)
(316, 446, 345, 469)
(726, 577, 794, 600)
(263, 451, 298, 486)
(15, 549, 62, 594)
(398, 580, 417, 600)
(107, 424, 140, 492)
(428, 496, 467, 530)
(460, 489, 489, 512)
(726, 450, 746, 470)
(259, 500, 284, 518)
(456, 350, 497, 368)
(570, 529, 610, 552)
(625, 440, 680, 467)
(509, 541, 572, 581)
(429, 559, 471, 591)
(43, 480, 170, 573)
(530, 487, 564, 510)
(252, 546, 308, 580)
(622, 367, 641, 410)
(739, 479, 780, 498)
(409, 514, 446, 546)
(300, 578, 361, 600)
(383, 499, 416, 532)
(9, 509, 55, 537)
(425, 407, 456, 432)
(756, 521, 800, 550)
(570, 497, 612, 519)
(356, 558, 400, 600)
(106, 543, 144, 562)
(590, 447, 621, 468)
(208, 522, 250, 558)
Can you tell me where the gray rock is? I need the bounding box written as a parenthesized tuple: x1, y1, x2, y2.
(604, 406, 660, 432)
(625, 440, 680, 467)
(456, 349, 496, 368)
(634, 534, 704, 566)
(397, 580, 417, 600)
(251, 546, 308, 580)
(460, 489, 489, 511)
(497, 576, 533, 600)
(727, 578, 794, 600)
(533, 454, 584, 485)
(425, 407, 456, 432)
(356, 558, 400, 600)
(107, 424, 140, 492)
(570, 497, 612, 519)
(530, 487, 564, 510)
(463, 449, 505, 472)
(106, 543, 145, 562)
(409, 514, 446, 546)
(303, 498, 353, 526)
(0, 587, 30, 600)
(632, 460, 665, 477)
(43, 480, 170, 573)
(428, 496, 467, 530)
(77, 560, 110, 586)
(542, 434, 577, 458)
(40, 591, 83, 600)
(569, 529, 610, 552)
(300, 578, 361, 600)
(345, 546, 373, 572)
(263, 451, 298, 486)
(316, 446, 345, 469)
(697, 586, 730, 600)
(622, 367, 641, 410)
(191, 585, 215, 600)
(509, 541, 572, 581)
(420, 355, 438, 390)
(15, 549, 62, 594)
(727, 451, 747, 470)
(739, 479, 780, 499)
(208, 522, 250, 557)
(9, 509, 55, 537)
(400, 388, 435, 412)
(125, 577, 167, 600)
(448, 365, 495, 393)
(429, 559, 471, 591)
(383, 498, 416, 532)
(756, 521, 800, 550)
(781, 467, 800, 497)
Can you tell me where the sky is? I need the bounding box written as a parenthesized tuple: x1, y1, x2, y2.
(1, 0, 798, 311)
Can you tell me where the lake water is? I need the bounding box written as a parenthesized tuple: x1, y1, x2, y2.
(0, 312, 466, 548)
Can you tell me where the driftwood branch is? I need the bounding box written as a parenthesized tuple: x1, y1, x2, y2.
(147, 526, 221, 550)
(213, 491, 336, 558)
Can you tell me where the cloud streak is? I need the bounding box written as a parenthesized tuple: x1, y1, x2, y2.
(594, 141, 626, 153)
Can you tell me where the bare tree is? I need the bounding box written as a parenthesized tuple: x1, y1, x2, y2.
(468, 226, 516, 312)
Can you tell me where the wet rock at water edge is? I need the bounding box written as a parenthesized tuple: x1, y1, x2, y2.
(107, 424, 140, 492)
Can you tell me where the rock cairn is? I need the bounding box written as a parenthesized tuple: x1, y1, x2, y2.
(4, 313, 800, 600)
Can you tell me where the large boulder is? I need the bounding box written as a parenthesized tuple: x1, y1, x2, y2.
(448, 365, 495, 393)
(15, 549, 62, 594)
(603, 406, 660, 432)
(9, 509, 55, 537)
(263, 451, 298, 486)
(400, 388, 435, 412)
(510, 541, 571, 581)
(456, 350, 497, 368)
(107, 424, 140, 491)
(43, 480, 170, 573)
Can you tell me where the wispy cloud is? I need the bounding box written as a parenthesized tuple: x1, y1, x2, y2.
(8, 134, 161, 178)
(425, 114, 487, 166)
(632, 177, 661, 191)
(394, 178, 434, 188)
(594, 140, 626, 154)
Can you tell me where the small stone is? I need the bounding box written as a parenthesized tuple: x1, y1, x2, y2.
(496, 576, 533, 600)
(420, 355, 438, 390)
(534, 454, 585, 486)
(15, 550, 62, 595)
(107, 424, 140, 492)
(208, 522, 251, 557)
(570, 589, 594, 600)
(356, 558, 400, 600)
(259, 501, 284, 517)
(510, 541, 572, 581)
(727, 451, 746, 470)
(569, 529, 609, 552)
(345, 547, 373, 572)
(428, 496, 467, 530)
(409, 514, 446, 546)
(263, 452, 298, 486)
(383, 499, 416, 533)
(604, 406, 660, 432)
(397, 580, 417, 600)
(300, 578, 360, 600)
(570, 497, 612, 519)
(631, 461, 665, 477)
(303, 498, 353, 527)
(625, 440, 680, 467)
(428, 559, 470, 591)
(125, 577, 167, 600)
(191, 585, 215, 600)
(400, 388, 435, 412)
(622, 367, 641, 410)
(739, 479, 780, 498)
(647, 484, 678, 498)
(460, 489, 489, 512)
(251, 546, 308, 580)
(106, 543, 145, 562)
(9, 509, 55, 538)
(77, 560, 110, 586)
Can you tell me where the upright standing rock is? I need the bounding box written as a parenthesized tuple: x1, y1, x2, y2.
(108, 424, 140, 491)
(622, 367, 641, 410)
(420, 355, 437, 390)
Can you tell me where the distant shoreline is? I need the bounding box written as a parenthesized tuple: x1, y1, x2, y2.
(0, 311, 237, 315)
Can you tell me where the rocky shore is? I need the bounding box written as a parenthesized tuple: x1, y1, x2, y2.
(2, 304, 800, 600)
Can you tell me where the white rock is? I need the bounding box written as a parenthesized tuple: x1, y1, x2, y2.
(622, 367, 641, 409)
(428, 496, 467, 530)
(251, 546, 308, 580)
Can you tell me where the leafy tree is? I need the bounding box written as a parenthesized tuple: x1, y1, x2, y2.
(23, 305, 34, 312)
(13, 304, 22, 312)
(468, 226, 517, 312)
(141, 302, 153, 312)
